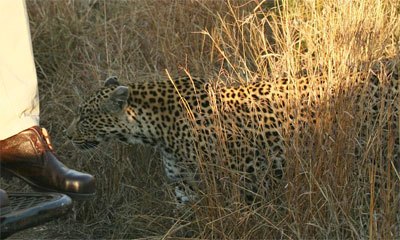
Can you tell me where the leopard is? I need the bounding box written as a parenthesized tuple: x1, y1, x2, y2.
(66, 63, 399, 206)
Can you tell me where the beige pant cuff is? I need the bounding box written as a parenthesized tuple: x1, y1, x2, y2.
(0, 116, 39, 140)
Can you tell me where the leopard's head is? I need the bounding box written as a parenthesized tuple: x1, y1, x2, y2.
(66, 76, 130, 149)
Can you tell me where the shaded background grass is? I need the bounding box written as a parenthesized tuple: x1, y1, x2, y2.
(1, 0, 399, 239)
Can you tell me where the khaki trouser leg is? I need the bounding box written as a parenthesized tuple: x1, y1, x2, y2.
(0, 0, 39, 140)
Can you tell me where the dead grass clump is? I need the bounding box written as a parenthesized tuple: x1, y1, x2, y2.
(193, 0, 399, 239)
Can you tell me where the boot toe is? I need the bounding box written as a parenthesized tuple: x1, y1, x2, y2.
(64, 171, 96, 197)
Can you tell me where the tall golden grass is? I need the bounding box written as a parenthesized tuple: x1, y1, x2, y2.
(3, 0, 398, 239)
(187, 1, 399, 239)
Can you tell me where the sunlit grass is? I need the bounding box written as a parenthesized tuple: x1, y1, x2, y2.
(195, 0, 399, 238)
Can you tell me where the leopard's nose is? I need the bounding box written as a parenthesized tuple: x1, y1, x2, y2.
(65, 119, 78, 140)
(64, 128, 72, 140)
(65, 129, 72, 140)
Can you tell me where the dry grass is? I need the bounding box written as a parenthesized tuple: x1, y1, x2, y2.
(2, 0, 399, 239)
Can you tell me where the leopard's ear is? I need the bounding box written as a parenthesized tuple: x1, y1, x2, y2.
(104, 76, 120, 87)
(102, 86, 129, 113)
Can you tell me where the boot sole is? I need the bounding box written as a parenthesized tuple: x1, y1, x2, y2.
(1, 168, 95, 200)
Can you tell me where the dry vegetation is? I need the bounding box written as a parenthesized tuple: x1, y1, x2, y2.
(3, 0, 399, 239)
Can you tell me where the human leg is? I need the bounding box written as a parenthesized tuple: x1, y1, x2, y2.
(0, 0, 95, 199)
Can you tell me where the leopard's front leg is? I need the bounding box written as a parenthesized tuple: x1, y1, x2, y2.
(162, 153, 197, 207)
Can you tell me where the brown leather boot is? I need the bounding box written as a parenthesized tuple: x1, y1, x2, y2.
(0, 126, 95, 199)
